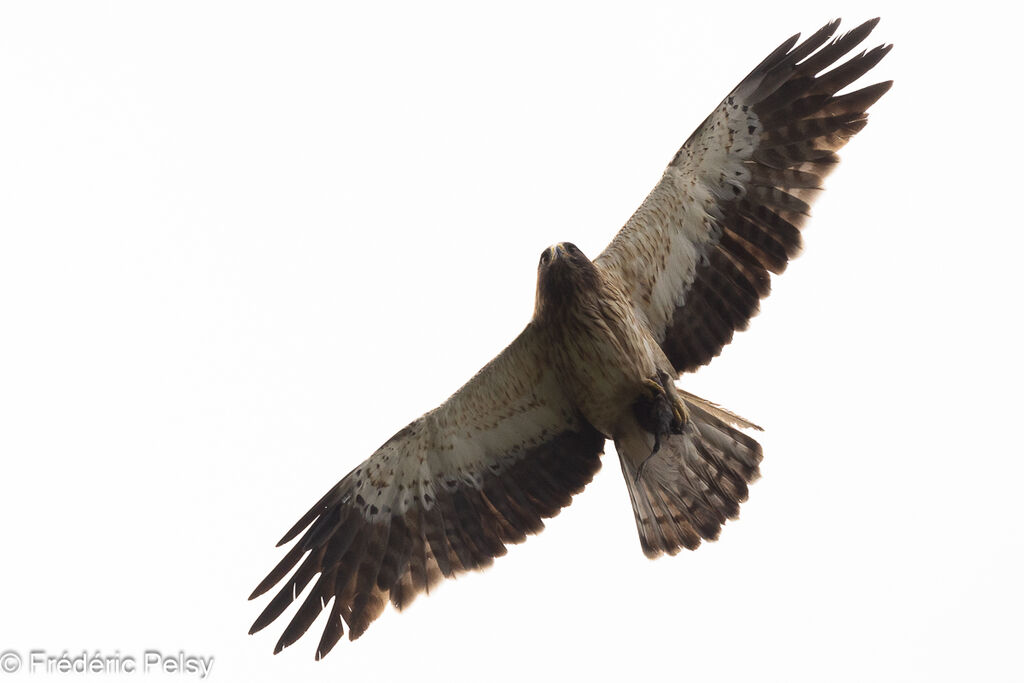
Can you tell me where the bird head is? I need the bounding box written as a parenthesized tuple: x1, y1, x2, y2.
(534, 242, 600, 320)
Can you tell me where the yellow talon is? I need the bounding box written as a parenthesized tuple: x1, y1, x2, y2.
(673, 399, 689, 427)
(641, 374, 689, 430)
(643, 378, 665, 397)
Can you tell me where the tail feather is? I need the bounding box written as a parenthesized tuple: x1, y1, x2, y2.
(617, 396, 763, 558)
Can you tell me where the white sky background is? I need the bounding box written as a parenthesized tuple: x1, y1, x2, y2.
(1, 2, 1021, 681)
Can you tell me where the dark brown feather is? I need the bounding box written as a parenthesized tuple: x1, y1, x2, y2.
(796, 18, 881, 77)
(655, 18, 890, 374)
(620, 400, 764, 558)
(314, 596, 347, 660)
(275, 567, 337, 654)
(249, 423, 604, 657)
(376, 513, 412, 592)
(250, 546, 326, 635)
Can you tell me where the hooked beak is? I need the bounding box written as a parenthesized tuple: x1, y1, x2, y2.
(549, 243, 569, 261)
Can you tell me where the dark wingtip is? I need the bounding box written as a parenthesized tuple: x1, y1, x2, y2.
(248, 610, 273, 635)
(276, 524, 304, 547)
(273, 631, 297, 655)
(347, 616, 370, 641)
(873, 79, 895, 100)
(248, 612, 267, 635)
(846, 17, 882, 44)
(248, 579, 273, 601)
(821, 18, 842, 35)
(246, 565, 287, 602)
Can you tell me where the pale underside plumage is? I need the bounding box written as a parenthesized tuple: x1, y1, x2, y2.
(598, 17, 891, 371)
(250, 18, 891, 658)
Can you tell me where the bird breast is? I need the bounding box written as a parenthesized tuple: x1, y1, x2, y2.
(541, 277, 663, 437)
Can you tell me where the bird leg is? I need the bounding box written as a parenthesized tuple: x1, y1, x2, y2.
(643, 378, 687, 428)
(633, 371, 689, 483)
(639, 372, 689, 433)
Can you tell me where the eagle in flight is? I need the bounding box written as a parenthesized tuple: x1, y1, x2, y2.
(250, 18, 891, 658)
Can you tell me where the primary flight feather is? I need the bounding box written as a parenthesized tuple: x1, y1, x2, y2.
(249, 18, 892, 658)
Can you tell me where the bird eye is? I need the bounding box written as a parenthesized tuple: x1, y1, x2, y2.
(539, 249, 551, 265)
(565, 242, 580, 254)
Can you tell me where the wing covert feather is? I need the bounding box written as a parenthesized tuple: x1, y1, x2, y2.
(596, 18, 891, 373)
(249, 325, 605, 657)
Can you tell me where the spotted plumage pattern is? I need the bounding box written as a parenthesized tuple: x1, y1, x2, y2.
(249, 327, 606, 658)
(598, 18, 891, 372)
(250, 18, 890, 657)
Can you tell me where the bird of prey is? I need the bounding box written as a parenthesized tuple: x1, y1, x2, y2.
(249, 18, 891, 658)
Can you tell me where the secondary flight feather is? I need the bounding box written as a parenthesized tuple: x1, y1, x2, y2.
(249, 18, 892, 658)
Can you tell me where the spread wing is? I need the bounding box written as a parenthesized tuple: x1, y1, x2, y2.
(596, 18, 892, 373)
(248, 324, 605, 658)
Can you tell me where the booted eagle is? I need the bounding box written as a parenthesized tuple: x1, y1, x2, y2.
(250, 18, 891, 658)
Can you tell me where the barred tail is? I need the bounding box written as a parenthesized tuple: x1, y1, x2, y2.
(616, 396, 763, 558)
